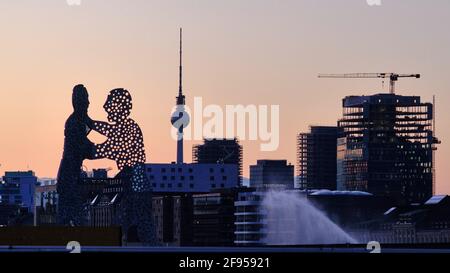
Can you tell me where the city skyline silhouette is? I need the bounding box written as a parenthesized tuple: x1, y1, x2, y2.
(0, 0, 449, 194)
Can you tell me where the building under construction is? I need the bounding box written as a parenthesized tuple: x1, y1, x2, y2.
(337, 93, 438, 204)
(192, 138, 243, 186)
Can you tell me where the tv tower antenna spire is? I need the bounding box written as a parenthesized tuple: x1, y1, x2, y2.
(171, 28, 190, 164)
(177, 28, 185, 105)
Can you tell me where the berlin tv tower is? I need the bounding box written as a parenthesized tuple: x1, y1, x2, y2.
(171, 28, 190, 164)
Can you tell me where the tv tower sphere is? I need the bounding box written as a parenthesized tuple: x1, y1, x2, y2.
(171, 104, 190, 133)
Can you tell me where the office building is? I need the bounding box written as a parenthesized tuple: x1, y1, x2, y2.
(297, 126, 340, 190)
(1, 171, 37, 213)
(146, 163, 239, 193)
(234, 189, 265, 246)
(249, 160, 294, 189)
(152, 194, 193, 246)
(192, 189, 238, 246)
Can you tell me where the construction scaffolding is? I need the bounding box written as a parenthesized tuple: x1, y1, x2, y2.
(338, 94, 437, 203)
(192, 138, 243, 186)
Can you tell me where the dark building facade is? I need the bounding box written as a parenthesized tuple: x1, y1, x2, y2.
(297, 126, 340, 190)
(307, 190, 396, 229)
(193, 138, 243, 185)
(152, 194, 193, 246)
(250, 160, 294, 189)
(192, 189, 237, 246)
(0, 204, 33, 226)
(354, 195, 450, 244)
(234, 189, 264, 246)
(87, 177, 124, 228)
(34, 182, 58, 226)
(337, 94, 437, 203)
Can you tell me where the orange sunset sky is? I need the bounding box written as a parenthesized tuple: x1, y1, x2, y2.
(1, 0, 450, 193)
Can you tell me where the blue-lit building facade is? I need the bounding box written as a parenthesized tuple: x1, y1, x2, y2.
(0, 171, 37, 212)
(145, 163, 240, 193)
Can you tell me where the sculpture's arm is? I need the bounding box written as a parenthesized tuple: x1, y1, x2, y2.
(86, 117, 113, 137)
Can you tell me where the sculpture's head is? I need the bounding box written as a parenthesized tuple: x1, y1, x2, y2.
(104, 88, 133, 123)
(72, 84, 89, 114)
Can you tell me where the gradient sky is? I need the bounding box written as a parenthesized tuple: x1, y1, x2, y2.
(1, 0, 450, 193)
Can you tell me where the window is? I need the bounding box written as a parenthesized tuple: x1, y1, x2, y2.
(178, 168, 182, 173)
(178, 183, 182, 188)
(171, 168, 175, 173)
(168, 184, 172, 188)
(171, 176, 175, 180)
(209, 168, 214, 173)
(152, 183, 156, 188)
(210, 176, 215, 181)
(163, 176, 167, 181)
(221, 168, 225, 173)
(162, 168, 166, 173)
(180, 176, 185, 181)
(211, 184, 216, 188)
(222, 176, 227, 181)
(188, 168, 193, 173)
(220, 183, 225, 188)
(147, 167, 152, 172)
(189, 176, 194, 181)
(160, 184, 165, 188)
(189, 184, 194, 189)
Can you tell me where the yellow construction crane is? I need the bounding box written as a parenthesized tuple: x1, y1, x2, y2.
(318, 73, 421, 94)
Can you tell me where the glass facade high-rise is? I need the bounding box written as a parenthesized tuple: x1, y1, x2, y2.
(249, 160, 294, 190)
(297, 126, 340, 190)
(337, 93, 437, 203)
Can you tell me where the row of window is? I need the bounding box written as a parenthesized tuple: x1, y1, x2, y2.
(147, 167, 226, 174)
(151, 183, 227, 189)
(149, 175, 228, 181)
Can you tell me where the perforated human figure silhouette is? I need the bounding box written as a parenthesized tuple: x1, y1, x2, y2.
(57, 84, 95, 226)
(92, 89, 148, 191)
(89, 88, 154, 245)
